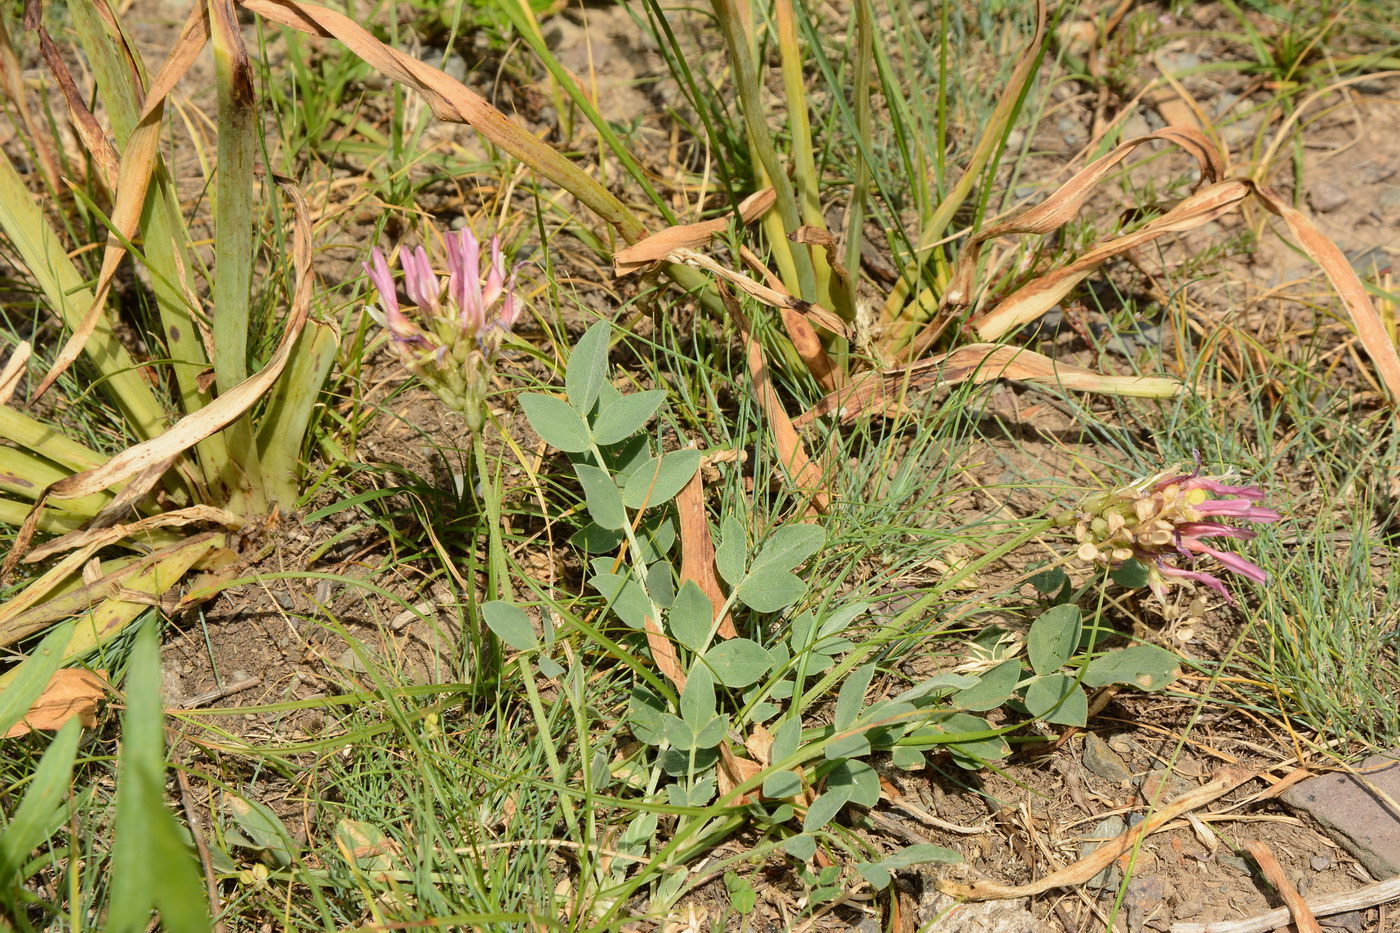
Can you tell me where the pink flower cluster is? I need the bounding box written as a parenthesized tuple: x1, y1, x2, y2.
(1064, 468, 1282, 603)
(364, 225, 522, 431)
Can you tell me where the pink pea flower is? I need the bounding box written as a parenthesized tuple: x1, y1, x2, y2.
(1061, 466, 1282, 603)
(363, 225, 524, 432)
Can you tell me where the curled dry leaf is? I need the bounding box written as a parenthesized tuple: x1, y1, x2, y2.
(717, 745, 763, 804)
(5, 668, 108, 737)
(644, 615, 685, 692)
(738, 245, 841, 392)
(675, 463, 736, 639)
(24, 504, 246, 564)
(669, 248, 851, 339)
(28, 2, 208, 401)
(795, 343, 1184, 428)
(0, 339, 30, 405)
(942, 125, 1221, 313)
(613, 189, 776, 276)
(789, 225, 856, 319)
(969, 179, 1250, 342)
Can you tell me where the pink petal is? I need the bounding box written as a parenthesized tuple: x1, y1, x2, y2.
(1183, 478, 1266, 500)
(1194, 499, 1282, 522)
(1158, 560, 1233, 601)
(402, 246, 440, 316)
(362, 249, 399, 315)
(1177, 522, 1257, 541)
(1181, 540, 1268, 584)
(497, 269, 521, 329)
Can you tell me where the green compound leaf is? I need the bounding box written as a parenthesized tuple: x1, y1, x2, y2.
(762, 770, 804, 799)
(751, 524, 825, 574)
(715, 515, 747, 586)
(667, 581, 713, 652)
(680, 664, 717, 727)
(1028, 604, 1082, 675)
(566, 320, 611, 414)
(802, 785, 851, 833)
(1023, 673, 1087, 726)
(724, 872, 757, 915)
(574, 463, 626, 530)
(783, 833, 817, 861)
(703, 638, 773, 688)
(590, 568, 650, 629)
(952, 659, 1022, 712)
(835, 663, 876, 730)
(857, 844, 962, 889)
(481, 601, 537, 651)
(825, 758, 880, 806)
(735, 571, 807, 613)
(592, 389, 667, 445)
(519, 393, 591, 452)
(1110, 558, 1151, 589)
(621, 447, 701, 510)
(1082, 644, 1181, 691)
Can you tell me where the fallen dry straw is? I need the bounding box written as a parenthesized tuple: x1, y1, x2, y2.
(1171, 874, 1400, 933)
(937, 766, 1258, 900)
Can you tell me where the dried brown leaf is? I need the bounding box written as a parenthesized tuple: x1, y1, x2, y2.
(1250, 183, 1400, 413)
(24, 504, 245, 564)
(31, 2, 216, 398)
(714, 281, 832, 513)
(4, 668, 108, 737)
(717, 745, 762, 803)
(1241, 841, 1322, 933)
(738, 245, 841, 391)
(0, 340, 30, 405)
(795, 343, 1184, 427)
(675, 464, 735, 639)
(943, 126, 1222, 312)
(644, 615, 685, 691)
(613, 189, 776, 275)
(970, 179, 1250, 340)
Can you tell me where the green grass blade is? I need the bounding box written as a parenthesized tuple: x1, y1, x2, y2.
(105, 623, 211, 932)
(0, 407, 107, 474)
(0, 621, 76, 735)
(257, 320, 339, 508)
(0, 719, 82, 885)
(0, 151, 166, 440)
(712, 0, 815, 298)
(495, 0, 674, 223)
(209, 0, 264, 513)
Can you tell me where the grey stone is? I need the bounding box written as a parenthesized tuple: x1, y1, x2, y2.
(1310, 854, 1332, 871)
(1378, 187, 1400, 220)
(1216, 852, 1250, 875)
(920, 889, 1038, 932)
(1320, 909, 1368, 933)
(1123, 875, 1170, 933)
(1282, 748, 1400, 878)
(1082, 816, 1127, 890)
(1308, 182, 1349, 214)
(1084, 732, 1134, 785)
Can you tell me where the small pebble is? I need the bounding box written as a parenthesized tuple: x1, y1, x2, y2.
(1308, 181, 1348, 214)
(1084, 732, 1134, 785)
(1311, 855, 1332, 871)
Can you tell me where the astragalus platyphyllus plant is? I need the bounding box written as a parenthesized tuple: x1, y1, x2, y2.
(364, 225, 523, 433)
(1058, 467, 1283, 603)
